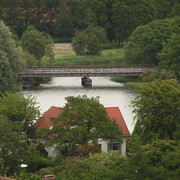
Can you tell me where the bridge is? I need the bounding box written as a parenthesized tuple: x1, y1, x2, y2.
(18, 66, 156, 78)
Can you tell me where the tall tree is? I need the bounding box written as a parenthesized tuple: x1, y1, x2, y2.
(72, 24, 106, 55)
(168, 0, 180, 17)
(0, 92, 40, 139)
(53, 0, 74, 40)
(0, 115, 28, 176)
(44, 96, 122, 157)
(1, 0, 23, 34)
(0, 20, 23, 93)
(153, 0, 176, 19)
(21, 25, 46, 62)
(67, 0, 86, 30)
(125, 17, 180, 65)
(112, 0, 156, 46)
(132, 79, 180, 144)
(158, 33, 180, 79)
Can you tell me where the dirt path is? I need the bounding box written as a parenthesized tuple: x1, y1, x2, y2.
(53, 43, 72, 50)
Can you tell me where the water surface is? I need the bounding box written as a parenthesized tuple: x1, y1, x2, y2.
(23, 77, 137, 133)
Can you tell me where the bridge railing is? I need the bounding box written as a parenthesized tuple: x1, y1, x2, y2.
(18, 66, 156, 78)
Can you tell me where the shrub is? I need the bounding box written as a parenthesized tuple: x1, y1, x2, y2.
(72, 25, 106, 55)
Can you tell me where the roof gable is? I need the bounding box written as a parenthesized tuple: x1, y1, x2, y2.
(34, 106, 130, 136)
(34, 106, 63, 129)
(105, 107, 130, 136)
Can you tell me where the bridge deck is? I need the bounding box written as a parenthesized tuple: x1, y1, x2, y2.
(18, 66, 156, 78)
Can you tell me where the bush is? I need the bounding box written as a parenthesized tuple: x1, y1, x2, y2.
(72, 25, 106, 55)
(17, 170, 41, 180)
(74, 141, 101, 158)
(139, 69, 176, 82)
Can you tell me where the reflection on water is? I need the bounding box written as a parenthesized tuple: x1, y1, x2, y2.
(23, 77, 137, 133)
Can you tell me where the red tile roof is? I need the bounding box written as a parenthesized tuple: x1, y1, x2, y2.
(105, 107, 130, 136)
(34, 106, 63, 129)
(34, 106, 130, 136)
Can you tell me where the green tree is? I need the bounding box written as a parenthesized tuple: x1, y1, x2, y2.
(132, 79, 180, 144)
(153, 0, 175, 19)
(0, 20, 23, 93)
(143, 139, 180, 175)
(168, 0, 180, 17)
(45, 95, 122, 157)
(72, 25, 106, 55)
(53, 0, 74, 41)
(127, 139, 180, 179)
(56, 151, 128, 179)
(158, 33, 180, 79)
(0, 115, 28, 176)
(22, 50, 38, 67)
(126, 137, 179, 180)
(66, 0, 86, 30)
(24, 147, 54, 173)
(21, 26, 54, 64)
(1, 0, 23, 35)
(21, 26, 46, 61)
(125, 17, 180, 65)
(112, 0, 156, 46)
(0, 92, 40, 139)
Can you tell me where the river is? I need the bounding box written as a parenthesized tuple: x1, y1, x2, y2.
(23, 77, 137, 133)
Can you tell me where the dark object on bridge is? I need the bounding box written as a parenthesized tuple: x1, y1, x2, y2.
(81, 76, 92, 86)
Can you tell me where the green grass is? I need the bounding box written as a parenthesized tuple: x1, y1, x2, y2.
(111, 76, 142, 89)
(41, 48, 125, 67)
(125, 82, 144, 89)
(111, 76, 139, 83)
(53, 49, 76, 58)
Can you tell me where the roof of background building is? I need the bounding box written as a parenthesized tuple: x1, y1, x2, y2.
(34, 106, 130, 136)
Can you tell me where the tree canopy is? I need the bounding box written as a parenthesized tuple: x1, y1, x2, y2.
(21, 26, 46, 61)
(21, 26, 54, 64)
(45, 95, 122, 157)
(72, 25, 106, 55)
(131, 79, 180, 144)
(0, 20, 23, 93)
(0, 115, 28, 176)
(0, 0, 179, 43)
(124, 17, 180, 65)
(158, 33, 180, 79)
(112, 0, 156, 46)
(0, 92, 40, 139)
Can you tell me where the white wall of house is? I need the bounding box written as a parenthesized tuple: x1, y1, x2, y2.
(35, 136, 127, 157)
(98, 137, 127, 155)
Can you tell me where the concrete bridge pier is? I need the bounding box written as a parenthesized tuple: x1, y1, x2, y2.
(81, 76, 92, 86)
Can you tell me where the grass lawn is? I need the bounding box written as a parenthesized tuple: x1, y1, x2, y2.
(53, 49, 76, 58)
(41, 47, 126, 67)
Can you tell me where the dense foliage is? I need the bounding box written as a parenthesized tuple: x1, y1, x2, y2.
(132, 79, 180, 144)
(158, 33, 180, 79)
(0, 115, 28, 176)
(0, 92, 40, 139)
(0, 0, 178, 43)
(0, 20, 23, 93)
(125, 17, 180, 65)
(72, 25, 106, 55)
(21, 25, 54, 64)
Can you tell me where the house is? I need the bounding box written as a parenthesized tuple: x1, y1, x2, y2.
(34, 106, 130, 156)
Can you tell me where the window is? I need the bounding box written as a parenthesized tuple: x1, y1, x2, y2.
(108, 142, 121, 153)
(98, 144, 102, 151)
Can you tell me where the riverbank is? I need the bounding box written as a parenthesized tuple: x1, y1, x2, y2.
(111, 76, 143, 89)
(41, 48, 125, 67)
